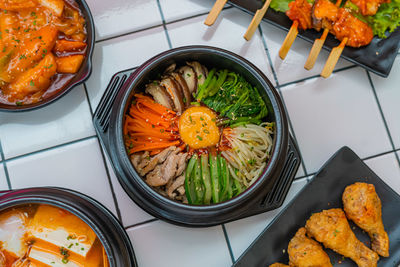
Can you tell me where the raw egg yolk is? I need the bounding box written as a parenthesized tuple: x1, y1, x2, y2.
(179, 106, 220, 149)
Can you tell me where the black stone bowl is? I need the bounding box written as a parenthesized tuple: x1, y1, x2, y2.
(97, 46, 298, 227)
(0, 187, 137, 266)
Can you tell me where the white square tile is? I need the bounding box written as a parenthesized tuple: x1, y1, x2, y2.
(159, 0, 219, 23)
(0, 164, 9, 191)
(85, 27, 170, 109)
(225, 178, 308, 260)
(0, 85, 95, 159)
(105, 154, 154, 227)
(371, 57, 400, 149)
(85, 0, 162, 40)
(365, 153, 400, 195)
(260, 21, 352, 85)
(127, 220, 232, 267)
(167, 8, 275, 85)
(281, 67, 392, 173)
(6, 138, 117, 215)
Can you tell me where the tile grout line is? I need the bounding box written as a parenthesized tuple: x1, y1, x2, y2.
(0, 140, 12, 190)
(221, 224, 235, 264)
(83, 83, 123, 223)
(124, 218, 159, 231)
(279, 64, 358, 88)
(366, 71, 400, 169)
(3, 135, 97, 164)
(362, 148, 400, 161)
(296, 148, 400, 181)
(156, 0, 173, 49)
(258, 26, 309, 177)
(95, 6, 234, 44)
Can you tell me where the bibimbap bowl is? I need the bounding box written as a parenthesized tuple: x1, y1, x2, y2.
(0, 187, 137, 266)
(100, 46, 296, 227)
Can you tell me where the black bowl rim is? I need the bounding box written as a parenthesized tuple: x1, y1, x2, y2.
(110, 45, 289, 212)
(0, 187, 137, 267)
(0, 0, 95, 112)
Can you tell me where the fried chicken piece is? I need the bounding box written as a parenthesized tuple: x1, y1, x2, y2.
(312, 0, 373, 47)
(288, 227, 333, 267)
(350, 0, 390, 16)
(269, 264, 289, 267)
(286, 0, 313, 30)
(305, 208, 379, 267)
(343, 182, 389, 257)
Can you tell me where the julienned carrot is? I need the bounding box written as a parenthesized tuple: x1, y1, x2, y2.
(150, 149, 162, 156)
(129, 140, 180, 154)
(134, 94, 176, 116)
(124, 94, 181, 155)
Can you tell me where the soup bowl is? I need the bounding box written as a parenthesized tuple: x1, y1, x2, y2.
(0, 0, 95, 112)
(94, 46, 300, 227)
(0, 187, 137, 266)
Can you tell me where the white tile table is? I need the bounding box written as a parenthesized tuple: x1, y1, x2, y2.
(0, 1, 399, 266)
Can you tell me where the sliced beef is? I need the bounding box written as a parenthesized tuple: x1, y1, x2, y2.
(176, 153, 188, 176)
(167, 175, 185, 198)
(130, 151, 149, 170)
(139, 146, 176, 176)
(146, 151, 180, 186)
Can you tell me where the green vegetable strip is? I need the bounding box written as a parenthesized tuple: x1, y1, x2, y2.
(233, 176, 243, 196)
(196, 68, 216, 101)
(208, 69, 228, 97)
(201, 154, 212, 204)
(185, 155, 198, 204)
(193, 158, 204, 204)
(210, 154, 220, 203)
(219, 156, 229, 201)
(202, 71, 268, 126)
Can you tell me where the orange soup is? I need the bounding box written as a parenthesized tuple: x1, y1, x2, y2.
(0, 204, 109, 267)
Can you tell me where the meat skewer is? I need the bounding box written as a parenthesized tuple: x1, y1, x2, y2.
(304, 0, 343, 70)
(317, 0, 373, 77)
(279, 0, 313, 59)
(243, 0, 272, 41)
(204, 0, 228, 26)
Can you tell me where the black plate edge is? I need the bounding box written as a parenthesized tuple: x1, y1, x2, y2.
(233, 146, 400, 266)
(229, 0, 400, 78)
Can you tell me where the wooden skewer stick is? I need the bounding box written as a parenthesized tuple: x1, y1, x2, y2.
(304, 0, 343, 70)
(279, 20, 299, 59)
(204, 0, 228, 26)
(304, 27, 329, 70)
(321, 37, 348, 78)
(243, 0, 272, 41)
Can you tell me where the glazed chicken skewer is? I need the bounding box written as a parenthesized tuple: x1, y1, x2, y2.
(279, 0, 313, 59)
(316, 0, 374, 77)
(304, 0, 343, 70)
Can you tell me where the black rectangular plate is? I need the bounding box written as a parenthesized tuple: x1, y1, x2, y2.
(234, 146, 400, 266)
(229, 0, 400, 77)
